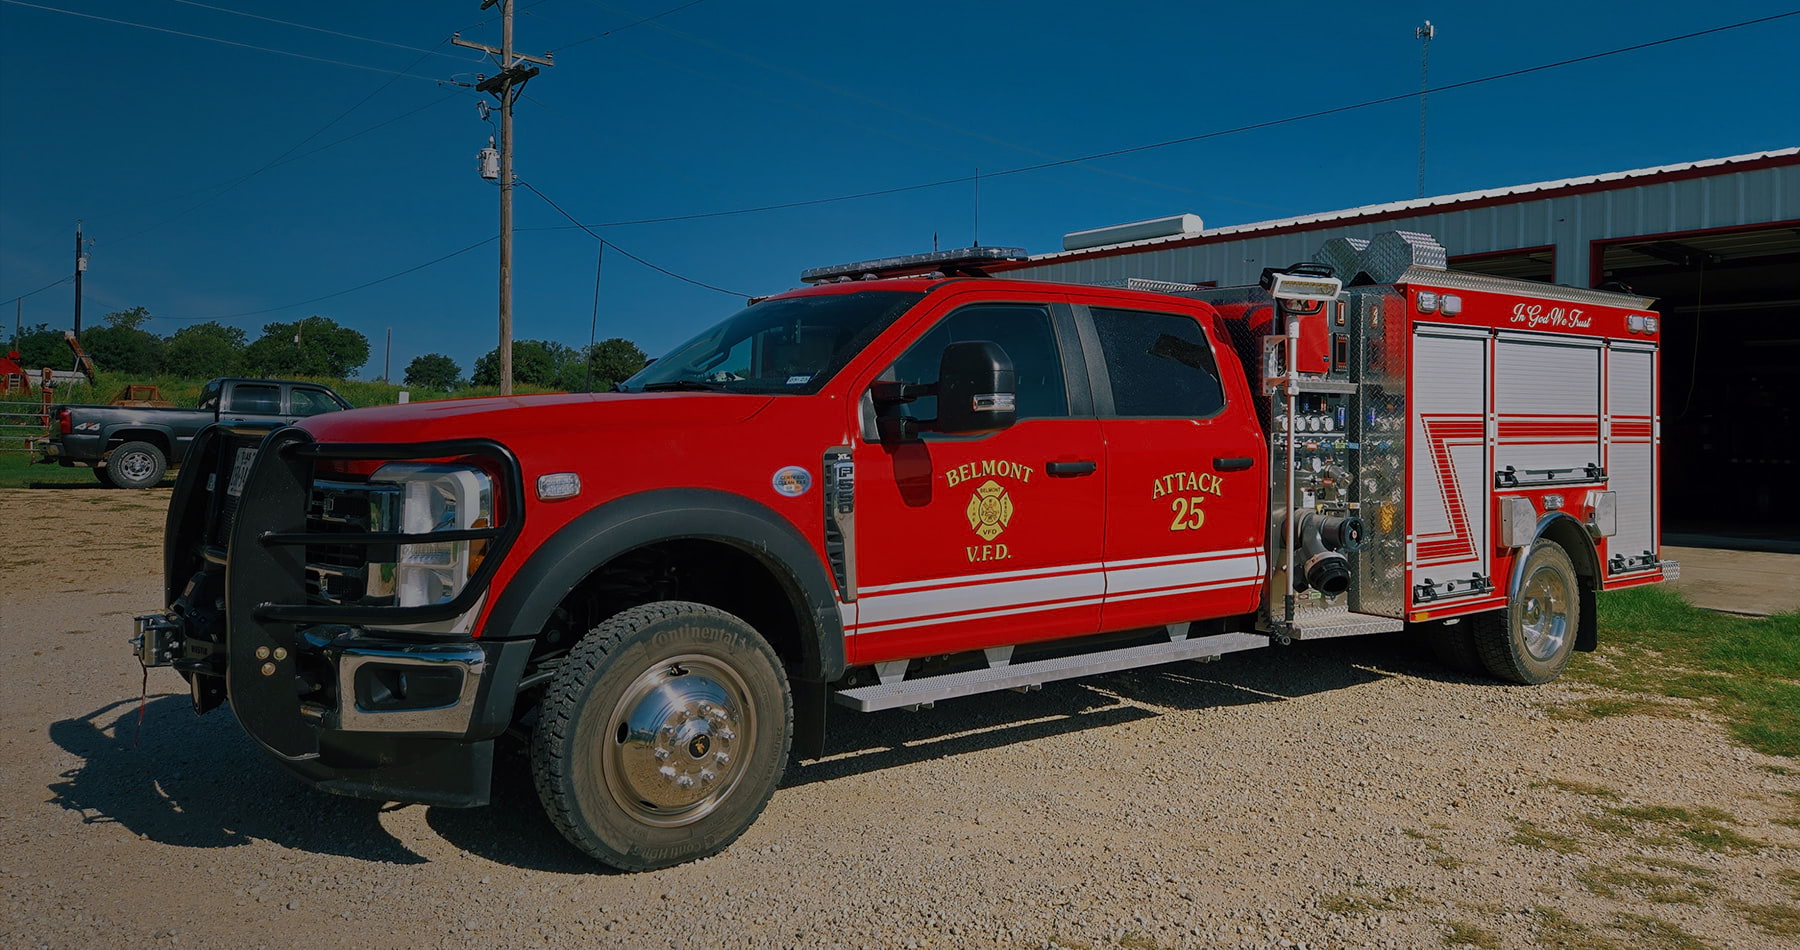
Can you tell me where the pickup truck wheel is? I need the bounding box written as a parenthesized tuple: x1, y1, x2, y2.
(105, 441, 166, 489)
(531, 601, 792, 871)
(1471, 541, 1580, 684)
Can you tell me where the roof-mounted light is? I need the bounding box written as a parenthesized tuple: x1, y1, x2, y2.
(800, 246, 1028, 284)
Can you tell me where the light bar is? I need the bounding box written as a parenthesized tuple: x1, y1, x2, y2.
(1267, 272, 1343, 302)
(800, 246, 1028, 284)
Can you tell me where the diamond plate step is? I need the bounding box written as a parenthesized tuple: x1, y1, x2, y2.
(1288, 603, 1406, 640)
(833, 632, 1269, 712)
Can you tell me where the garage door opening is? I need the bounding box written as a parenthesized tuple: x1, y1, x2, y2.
(1594, 222, 1800, 548)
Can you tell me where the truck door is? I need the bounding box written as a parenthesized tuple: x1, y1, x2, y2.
(220, 382, 282, 425)
(1078, 303, 1268, 631)
(847, 298, 1106, 664)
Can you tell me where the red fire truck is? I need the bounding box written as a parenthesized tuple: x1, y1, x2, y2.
(135, 230, 1673, 870)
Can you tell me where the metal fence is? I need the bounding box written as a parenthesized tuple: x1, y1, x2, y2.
(0, 398, 49, 453)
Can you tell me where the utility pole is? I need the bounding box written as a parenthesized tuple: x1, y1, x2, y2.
(384, 327, 392, 381)
(1416, 20, 1435, 199)
(73, 221, 87, 341)
(454, 1, 552, 396)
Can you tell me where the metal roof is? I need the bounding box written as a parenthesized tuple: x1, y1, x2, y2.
(1022, 148, 1800, 264)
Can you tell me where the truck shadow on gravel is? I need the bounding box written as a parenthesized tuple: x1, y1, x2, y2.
(50, 636, 1468, 873)
(48, 696, 431, 864)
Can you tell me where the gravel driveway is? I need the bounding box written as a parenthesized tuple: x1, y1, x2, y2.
(2, 487, 1795, 950)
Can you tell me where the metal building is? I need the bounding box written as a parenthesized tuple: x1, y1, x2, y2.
(996, 148, 1800, 543)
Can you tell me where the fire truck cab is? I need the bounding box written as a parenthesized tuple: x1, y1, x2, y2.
(136, 231, 1672, 871)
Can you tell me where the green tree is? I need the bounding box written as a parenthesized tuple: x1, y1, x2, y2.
(11, 323, 68, 372)
(242, 315, 369, 378)
(471, 340, 580, 388)
(82, 307, 164, 375)
(163, 321, 246, 379)
(404, 352, 462, 390)
(567, 337, 648, 391)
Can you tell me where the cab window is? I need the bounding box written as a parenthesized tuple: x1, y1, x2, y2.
(1090, 307, 1226, 418)
(289, 387, 340, 417)
(196, 381, 221, 411)
(885, 303, 1067, 422)
(227, 384, 281, 415)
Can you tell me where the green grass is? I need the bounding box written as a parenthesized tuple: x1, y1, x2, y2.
(1567, 585, 1800, 757)
(0, 451, 105, 488)
(1443, 921, 1500, 948)
(1510, 820, 1586, 854)
(1731, 901, 1800, 938)
(1575, 863, 1717, 904)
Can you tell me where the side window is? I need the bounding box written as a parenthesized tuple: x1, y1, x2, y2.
(196, 381, 221, 411)
(1090, 307, 1227, 418)
(885, 304, 1068, 423)
(289, 388, 339, 417)
(227, 384, 281, 414)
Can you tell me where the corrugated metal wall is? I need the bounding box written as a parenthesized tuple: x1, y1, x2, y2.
(1006, 160, 1799, 288)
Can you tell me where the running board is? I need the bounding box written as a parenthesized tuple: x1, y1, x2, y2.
(833, 632, 1269, 712)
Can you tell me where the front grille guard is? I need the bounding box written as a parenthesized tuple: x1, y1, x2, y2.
(231, 426, 525, 628)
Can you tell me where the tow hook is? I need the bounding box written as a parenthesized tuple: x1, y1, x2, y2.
(132, 614, 185, 668)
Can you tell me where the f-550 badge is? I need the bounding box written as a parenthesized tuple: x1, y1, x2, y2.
(966, 479, 1013, 541)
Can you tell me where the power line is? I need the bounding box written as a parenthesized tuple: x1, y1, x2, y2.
(158, 236, 499, 322)
(545, 0, 709, 52)
(1, 0, 455, 82)
(156, 0, 478, 62)
(114, 44, 465, 244)
(516, 179, 749, 297)
(530, 9, 1800, 231)
(4, 274, 74, 307)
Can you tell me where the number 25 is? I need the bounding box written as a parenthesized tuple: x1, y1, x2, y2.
(1169, 496, 1205, 531)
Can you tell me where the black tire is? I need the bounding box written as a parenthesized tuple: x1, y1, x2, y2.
(91, 466, 111, 484)
(1417, 619, 1484, 675)
(104, 441, 167, 489)
(1471, 541, 1581, 684)
(532, 601, 792, 871)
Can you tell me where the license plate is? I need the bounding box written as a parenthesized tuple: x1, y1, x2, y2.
(226, 447, 257, 497)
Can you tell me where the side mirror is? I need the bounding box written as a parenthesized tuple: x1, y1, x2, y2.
(935, 340, 1016, 435)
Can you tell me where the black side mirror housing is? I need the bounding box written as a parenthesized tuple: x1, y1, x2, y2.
(934, 340, 1016, 435)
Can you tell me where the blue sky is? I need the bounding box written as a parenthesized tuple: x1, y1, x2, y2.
(3, 0, 1797, 380)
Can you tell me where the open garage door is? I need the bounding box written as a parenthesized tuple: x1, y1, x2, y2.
(1595, 222, 1800, 548)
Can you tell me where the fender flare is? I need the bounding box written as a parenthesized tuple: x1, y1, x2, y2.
(1512, 511, 1602, 651)
(482, 488, 846, 682)
(104, 423, 177, 456)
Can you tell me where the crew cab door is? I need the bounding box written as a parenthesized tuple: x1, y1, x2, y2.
(218, 381, 283, 424)
(1074, 301, 1268, 631)
(846, 296, 1106, 665)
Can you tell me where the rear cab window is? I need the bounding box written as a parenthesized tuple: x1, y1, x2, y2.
(226, 384, 281, 414)
(1088, 306, 1227, 418)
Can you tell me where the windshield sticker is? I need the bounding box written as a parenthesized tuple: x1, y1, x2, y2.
(785, 375, 811, 386)
(771, 466, 813, 497)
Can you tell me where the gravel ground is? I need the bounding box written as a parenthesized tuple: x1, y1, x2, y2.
(2, 486, 1796, 950)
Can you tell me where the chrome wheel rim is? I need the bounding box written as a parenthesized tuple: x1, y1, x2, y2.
(117, 451, 155, 482)
(604, 653, 754, 828)
(1519, 565, 1571, 661)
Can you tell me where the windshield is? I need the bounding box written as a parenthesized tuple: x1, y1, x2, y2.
(620, 291, 924, 394)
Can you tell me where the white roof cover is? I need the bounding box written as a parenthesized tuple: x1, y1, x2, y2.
(1033, 148, 1800, 262)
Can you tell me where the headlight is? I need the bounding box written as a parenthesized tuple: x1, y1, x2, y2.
(366, 462, 493, 608)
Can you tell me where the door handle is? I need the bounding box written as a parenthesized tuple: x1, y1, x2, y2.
(1213, 456, 1254, 472)
(1046, 460, 1097, 477)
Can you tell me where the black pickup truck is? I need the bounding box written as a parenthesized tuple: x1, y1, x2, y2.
(40, 378, 351, 488)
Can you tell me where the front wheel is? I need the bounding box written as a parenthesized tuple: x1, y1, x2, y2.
(532, 602, 792, 871)
(1471, 541, 1581, 684)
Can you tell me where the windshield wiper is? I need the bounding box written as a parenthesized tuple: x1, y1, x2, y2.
(637, 379, 728, 392)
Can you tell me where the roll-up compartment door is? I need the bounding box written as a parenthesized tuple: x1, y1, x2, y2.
(1608, 344, 1658, 570)
(1494, 334, 1604, 487)
(1410, 329, 1490, 601)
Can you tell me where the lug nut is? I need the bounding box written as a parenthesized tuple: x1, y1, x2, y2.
(260, 662, 276, 677)
(255, 646, 270, 660)
(272, 647, 288, 660)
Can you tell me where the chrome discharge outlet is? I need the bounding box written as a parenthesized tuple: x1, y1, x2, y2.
(1293, 514, 1363, 596)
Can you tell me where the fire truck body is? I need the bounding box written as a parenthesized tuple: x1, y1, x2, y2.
(133, 230, 1671, 871)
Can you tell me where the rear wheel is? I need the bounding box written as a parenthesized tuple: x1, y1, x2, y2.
(104, 441, 166, 489)
(1471, 541, 1580, 684)
(532, 601, 792, 871)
